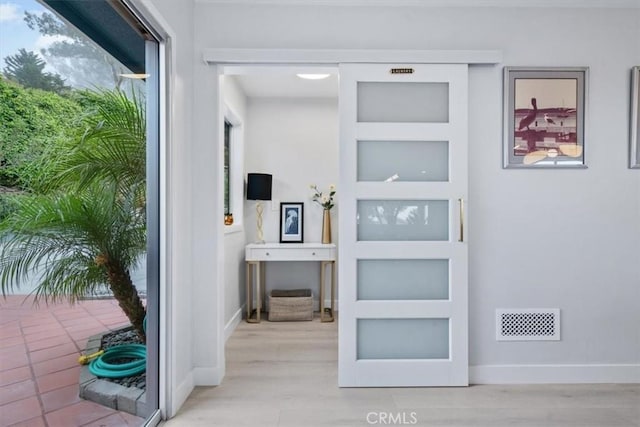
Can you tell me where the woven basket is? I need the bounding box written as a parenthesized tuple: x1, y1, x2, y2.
(268, 289, 313, 321)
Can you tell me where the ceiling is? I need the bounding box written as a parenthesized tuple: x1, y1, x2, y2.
(198, 0, 639, 7)
(232, 74, 339, 98)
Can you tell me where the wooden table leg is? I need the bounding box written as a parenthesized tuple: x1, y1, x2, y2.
(320, 261, 326, 321)
(321, 261, 334, 322)
(246, 261, 252, 322)
(261, 261, 266, 319)
(246, 261, 261, 323)
(255, 261, 262, 322)
(330, 260, 336, 320)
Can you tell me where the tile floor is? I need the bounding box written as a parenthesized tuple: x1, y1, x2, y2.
(0, 295, 144, 427)
(163, 316, 640, 427)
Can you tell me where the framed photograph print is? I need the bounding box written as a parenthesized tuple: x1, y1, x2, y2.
(503, 67, 588, 168)
(630, 66, 640, 169)
(279, 202, 304, 243)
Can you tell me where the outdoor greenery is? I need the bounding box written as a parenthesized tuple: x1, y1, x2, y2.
(25, 11, 128, 89)
(42, 88, 147, 200)
(0, 77, 80, 190)
(0, 191, 20, 220)
(3, 49, 69, 94)
(0, 79, 148, 340)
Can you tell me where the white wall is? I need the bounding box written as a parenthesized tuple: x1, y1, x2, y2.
(194, 4, 640, 382)
(244, 97, 339, 308)
(189, 63, 224, 387)
(222, 76, 248, 328)
(138, 2, 640, 417)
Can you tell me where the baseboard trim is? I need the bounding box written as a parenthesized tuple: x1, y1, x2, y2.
(171, 371, 194, 417)
(193, 367, 222, 386)
(470, 364, 640, 384)
(224, 305, 244, 342)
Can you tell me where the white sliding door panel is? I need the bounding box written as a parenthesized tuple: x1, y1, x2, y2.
(338, 63, 469, 387)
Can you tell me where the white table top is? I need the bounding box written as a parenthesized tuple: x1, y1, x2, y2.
(246, 242, 336, 249)
(245, 242, 336, 261)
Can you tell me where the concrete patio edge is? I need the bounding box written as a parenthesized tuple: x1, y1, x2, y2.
(79, 328, 148, 418)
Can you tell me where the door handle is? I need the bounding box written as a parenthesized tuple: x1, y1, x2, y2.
(458, 198, 464, 243)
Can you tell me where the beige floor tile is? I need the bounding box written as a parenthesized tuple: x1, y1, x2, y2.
(618, 406, 640, 426)
(162, 317, 640, 427)
(392, 384, 640, 409)
(162, 407, 280, 427)
(409, 407, 638, 427)
(277, 408, 376, 427)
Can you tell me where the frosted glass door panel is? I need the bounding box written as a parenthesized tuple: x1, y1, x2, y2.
(357, 319, 449, 360)
(357, 82, 449, 123)
(357, 200, 449, 241)
(358, 259, 449, 300)
(357, 140, 449, 182)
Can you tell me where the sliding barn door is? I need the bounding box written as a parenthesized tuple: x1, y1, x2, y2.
(338, 63, 469, 386)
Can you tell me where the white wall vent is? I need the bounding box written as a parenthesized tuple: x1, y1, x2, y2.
(496, 308, 560, 341)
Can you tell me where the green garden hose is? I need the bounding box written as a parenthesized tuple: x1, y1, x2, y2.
(89, 316, 147, 379)
(89, 343, 146, 379)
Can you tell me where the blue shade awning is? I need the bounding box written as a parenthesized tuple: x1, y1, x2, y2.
(42, 0, 147, 74)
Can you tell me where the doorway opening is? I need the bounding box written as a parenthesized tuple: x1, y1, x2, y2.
(213, 59, 475, 390)
(219, 64, 340, 371)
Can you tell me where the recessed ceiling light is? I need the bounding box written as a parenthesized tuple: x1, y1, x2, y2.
(119, 73, 150, 79)
(296, 73, 331, 80)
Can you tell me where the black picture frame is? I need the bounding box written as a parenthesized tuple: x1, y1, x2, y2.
(503, 66, 588, 169)
(279, 202, 304, 243)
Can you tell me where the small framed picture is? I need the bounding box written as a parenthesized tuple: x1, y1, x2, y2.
(630, 66, 640, 169)
(503, 67, 588, 169)
(279, 202, 304, 243)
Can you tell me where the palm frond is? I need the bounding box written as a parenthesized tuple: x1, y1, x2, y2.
(0, 188, 145, 302)
(40, 88, 146, 196)
(32, 254, 108, 304)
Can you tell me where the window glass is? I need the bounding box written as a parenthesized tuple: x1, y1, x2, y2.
(224, 120, 231, 217)
(0, 1, 156, 424)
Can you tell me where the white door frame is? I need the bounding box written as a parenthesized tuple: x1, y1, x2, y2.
(203, 48, 502, 65)
(203, 48, 501, 389)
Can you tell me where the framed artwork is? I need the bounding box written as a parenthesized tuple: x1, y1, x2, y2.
(503, 67, 588, 169)
(631, 66, 640, 169)
(279, 202, 304, 243)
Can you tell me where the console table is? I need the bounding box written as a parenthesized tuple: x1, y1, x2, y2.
(245, 243, 336, 323)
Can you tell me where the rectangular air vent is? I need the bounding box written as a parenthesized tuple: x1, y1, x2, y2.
(496, 308, 560, 341)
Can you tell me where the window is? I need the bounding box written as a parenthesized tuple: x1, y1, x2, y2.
(223, 104, 243, 231)
(0, 0, 162, 423)
(224, 120, 232, 219)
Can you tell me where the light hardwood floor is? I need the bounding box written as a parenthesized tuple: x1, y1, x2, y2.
(163, 315, 639, 427)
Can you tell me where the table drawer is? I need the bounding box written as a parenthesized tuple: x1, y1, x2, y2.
(247, 247, 334, 261)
